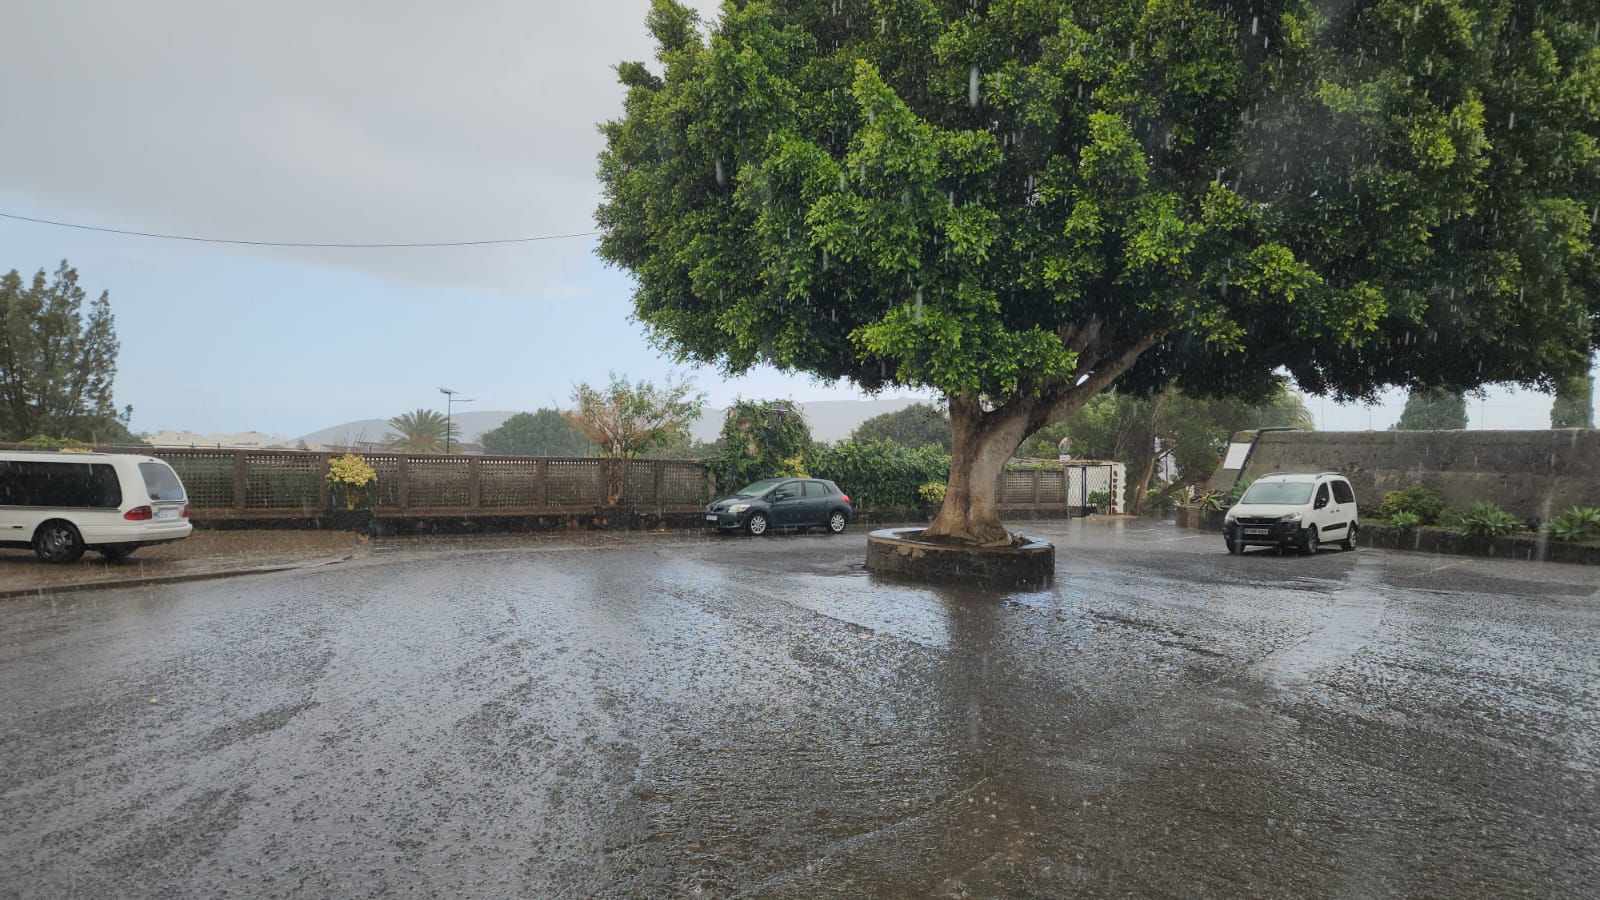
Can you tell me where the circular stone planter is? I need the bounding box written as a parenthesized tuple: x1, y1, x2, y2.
(865, 527, 1055, 589)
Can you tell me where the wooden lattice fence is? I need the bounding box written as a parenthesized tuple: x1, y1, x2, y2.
(2, 445, 1114, 519)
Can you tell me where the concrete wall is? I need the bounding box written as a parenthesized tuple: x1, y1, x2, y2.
(1218, 429, 1600, 523)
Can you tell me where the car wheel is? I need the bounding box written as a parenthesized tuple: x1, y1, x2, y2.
(100, 545, 138, 562)
(1341, 525, 1358, 551)
(35, 521, 85, 564)
(747, 513, 769, 536)
(828, 511, 847, 534)
(1225, 536, 1241, 555)
(1301, 529, 1320, 556)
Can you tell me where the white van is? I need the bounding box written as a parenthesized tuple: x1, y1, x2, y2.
(0, 451, 193, 563)
(1222, 472, 1359, 555)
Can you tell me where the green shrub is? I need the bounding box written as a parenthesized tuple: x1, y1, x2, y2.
(1197, 490, 1226, 511)
(807, 439, 949, 510)
(1226, 478, 1254, 507)
(1545, 506, 1600, 543)
(1378, 487, 1446, 525)
(1086, 490, 1111, 509)
(1457, 501, 1526, 538)
(1389, 511, 1421, 532)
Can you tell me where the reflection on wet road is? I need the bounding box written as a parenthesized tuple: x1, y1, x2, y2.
(2, 519, 1597, 896)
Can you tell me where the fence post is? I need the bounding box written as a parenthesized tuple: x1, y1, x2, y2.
(317, 452, 332, 509)
(232, 451, 247, 514)
(397, 456, 410, 510)
(652, 460, 665, 513)
(468, 457, 481, 509)
(536, 459, 549, 507)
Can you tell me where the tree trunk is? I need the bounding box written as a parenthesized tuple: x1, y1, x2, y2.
(923, 396, 1038, 547)
(1127, 444, 1159, 515)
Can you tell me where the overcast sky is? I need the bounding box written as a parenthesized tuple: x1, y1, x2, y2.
(0, 1, 1587, 437)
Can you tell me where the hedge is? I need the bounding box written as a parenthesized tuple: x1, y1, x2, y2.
(806, 439, 950, 510)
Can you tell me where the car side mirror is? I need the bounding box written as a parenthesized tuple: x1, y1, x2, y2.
(1315, 496, 1328, 509)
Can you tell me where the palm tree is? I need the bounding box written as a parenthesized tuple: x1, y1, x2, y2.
(385, 409, 459, 454)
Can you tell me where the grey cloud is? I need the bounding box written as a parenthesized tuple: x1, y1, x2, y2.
(1, 0, 703, 292)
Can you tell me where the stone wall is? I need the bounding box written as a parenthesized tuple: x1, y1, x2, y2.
(1214, 429, 1600, 523)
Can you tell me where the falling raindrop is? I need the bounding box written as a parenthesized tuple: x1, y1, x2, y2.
(715, 157, 727, 187)
(1251, 15, 1259, 35)
(914, 288, 924, 323)
(968, 65, 981, 108)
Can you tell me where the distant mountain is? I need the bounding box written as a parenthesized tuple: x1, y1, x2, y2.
(298, 397, 931, 449)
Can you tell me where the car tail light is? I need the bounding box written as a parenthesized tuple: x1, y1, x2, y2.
(124, 506, 153, 521)
(181, 504, 191, 518)
(841, 493, 850, 505)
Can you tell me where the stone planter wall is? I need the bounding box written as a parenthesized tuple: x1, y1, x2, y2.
(1361, 524, 1600, 566)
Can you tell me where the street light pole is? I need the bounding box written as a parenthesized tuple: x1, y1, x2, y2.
(438, 387, 474, 454)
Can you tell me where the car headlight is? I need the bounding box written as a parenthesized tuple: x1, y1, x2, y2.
(1280, 511, 1302, 522)
(729, 503, 750, 514)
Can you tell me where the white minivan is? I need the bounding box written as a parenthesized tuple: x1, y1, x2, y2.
(1222, 472, 1359, 555)
(0, 451, 193, 563)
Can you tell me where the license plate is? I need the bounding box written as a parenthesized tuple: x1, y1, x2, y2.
(1244, 528, 1269, 536)
(156, 508, 179, 519)
(705, 514, 719, 522)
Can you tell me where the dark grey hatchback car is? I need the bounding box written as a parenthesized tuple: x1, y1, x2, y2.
(704, 477, 854, 535)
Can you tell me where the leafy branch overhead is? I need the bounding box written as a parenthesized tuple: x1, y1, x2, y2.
(599, 0, 1599, 402)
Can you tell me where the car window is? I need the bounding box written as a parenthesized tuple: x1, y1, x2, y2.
(803, 480, 829, 498)
(770, 483, 798, 501)
(1331, 480, 1355, 504)
(735, 478, 784, 497)
(0, 460, 122, 508)
(1315, 484, 1330, 507)
(139, 462, 187, 501)
(1238, 481, 1313, 505)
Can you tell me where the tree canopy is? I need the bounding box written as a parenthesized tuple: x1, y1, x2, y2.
(385, 409, 459, 453)
(1395, 387, 1469, 429)
(0, 261, 131, 442)
(599, 0, 1600, 543)
(851, 402, 953, 449)
(565, 373, 705, 504)
(480, 409, 595, 456)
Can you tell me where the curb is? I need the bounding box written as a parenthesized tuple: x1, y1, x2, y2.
(0, 552, 360, 601)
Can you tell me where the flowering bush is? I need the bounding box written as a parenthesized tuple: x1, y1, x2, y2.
(325, 454, 377, 509)
(918, 481, 947, 505)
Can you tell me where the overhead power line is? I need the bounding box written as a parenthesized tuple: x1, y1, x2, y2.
(0, 211, 598, 248)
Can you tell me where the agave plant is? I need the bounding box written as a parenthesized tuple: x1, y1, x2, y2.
(1457, 502, 1526, 539)
(1544, 507, 1600, 543)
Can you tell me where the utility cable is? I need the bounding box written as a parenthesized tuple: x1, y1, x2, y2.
(0, 210, 598, 248)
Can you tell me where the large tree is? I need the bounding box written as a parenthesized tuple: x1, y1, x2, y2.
(1395, 387, 1469, 430)
(0, 261, 131, 442)
(852, 402, 953, 450)
(598, 0, 1600, 545)
(480, 409, 595, 456)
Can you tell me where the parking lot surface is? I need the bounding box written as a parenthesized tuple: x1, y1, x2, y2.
(2, 519, 1597, 897)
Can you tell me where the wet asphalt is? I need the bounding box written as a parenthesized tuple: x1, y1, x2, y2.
(2, 518, 1597, 898)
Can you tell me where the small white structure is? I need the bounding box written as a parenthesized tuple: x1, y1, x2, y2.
(1063, 459, 1128, 513)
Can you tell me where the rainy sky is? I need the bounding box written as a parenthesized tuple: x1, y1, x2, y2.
(0, 1, 1585, 437)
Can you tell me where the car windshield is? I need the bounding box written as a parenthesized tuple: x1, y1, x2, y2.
(735, 478, 785, 498)
(1239, 482, 1314, 505)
